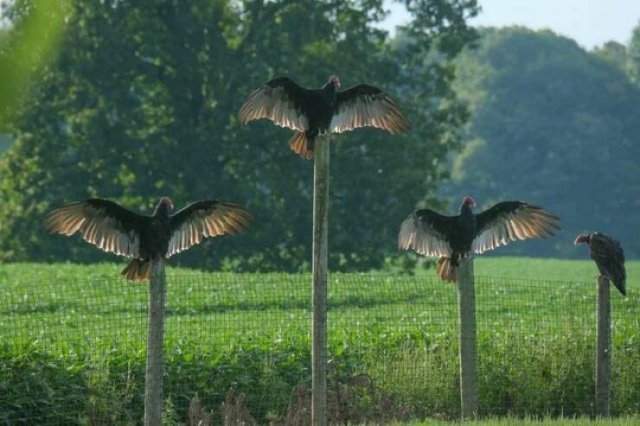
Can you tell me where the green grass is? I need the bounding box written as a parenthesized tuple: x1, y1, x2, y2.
(0, 258, 639, 424)
(474, 256, 640, 282)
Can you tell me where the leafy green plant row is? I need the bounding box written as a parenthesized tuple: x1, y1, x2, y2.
(2, 328, 640, 425)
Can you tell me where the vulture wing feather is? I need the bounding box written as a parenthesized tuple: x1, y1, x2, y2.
(238, 77, 310, 132)
(398, 209, 454, 257)
(44, 199, 144, 258)
(472, 201, 560, 254)
(167, 201, 252, 257)
(331, 84, 410, 134)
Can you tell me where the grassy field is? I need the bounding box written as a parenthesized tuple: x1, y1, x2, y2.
(0, 258, 639, 424)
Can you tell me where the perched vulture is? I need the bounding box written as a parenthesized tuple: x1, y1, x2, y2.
(45, 197, 251, 281)
(575, 232, 626, 296)
(398, 196, 560, 282)
(239, 75, 410, 159)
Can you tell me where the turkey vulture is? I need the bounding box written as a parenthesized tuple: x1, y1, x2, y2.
(575, 232, 626, 296)
(398, 196, 560, 282)
(239, 75, 410, 159)
(45, 197, 251, 281)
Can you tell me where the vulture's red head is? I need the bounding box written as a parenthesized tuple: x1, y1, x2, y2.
(155, 197, 174, 215)
(328, 75, 341, 89)
(462, 196, 476, 208)
(574, 233, 591, 245)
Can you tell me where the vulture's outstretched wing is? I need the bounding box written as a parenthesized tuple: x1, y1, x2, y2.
(330, 84, 410, 134)
(44, 199, 144, 257)
(590, 232, 626, 295)
(167, 201, 252, 257)
(398, 209, 455, 257)
(472, 202, 560, 254)
(239, 77, 310, 132)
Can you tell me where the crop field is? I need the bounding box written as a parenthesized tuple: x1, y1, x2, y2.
(1, 258, 639, 424)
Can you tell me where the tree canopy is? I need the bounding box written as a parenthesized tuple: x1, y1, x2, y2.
(446, 27, 640, 258)
(0, 0, 479, 270)
(628, 20, 640, 84)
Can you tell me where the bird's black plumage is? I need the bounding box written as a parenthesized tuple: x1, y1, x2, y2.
(239, 75, 410, 159)
(399, 196, 560, 282)
(44, 197, 251, 281)
(575, 232, 626, 295)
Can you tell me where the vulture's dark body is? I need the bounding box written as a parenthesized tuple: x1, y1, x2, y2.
(449, 204, 477, 261)
(240, 75, 409, 159)
(269, 78, 338, 143)
(400, 198, 560, 282)
(140, 202, 172, 260)
(45, 197, 252, 282)
(585, 232, 626, 295)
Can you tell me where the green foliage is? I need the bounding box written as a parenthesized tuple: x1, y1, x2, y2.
(628, 20, 640, 84)
(0, 0, 478, 271)
(447, 27, 640, 258)
(1, 262, 640, 423)
(0, 133, 10, 153)
(593, 41, 628, 72)
(0, 0, 70, 130)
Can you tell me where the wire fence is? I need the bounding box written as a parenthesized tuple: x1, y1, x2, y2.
(1, 272, 639, 425)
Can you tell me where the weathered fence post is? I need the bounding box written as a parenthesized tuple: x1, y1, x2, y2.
(457, 257, 478, 420)
(311, 136, 330, 426)
(144, 260, 167, 426)
(595, 275, 611, 417)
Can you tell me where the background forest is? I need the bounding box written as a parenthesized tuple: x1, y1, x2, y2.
(0, 0, 638, 271)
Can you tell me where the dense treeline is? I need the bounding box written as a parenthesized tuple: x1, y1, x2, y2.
(445, 27, 640, 259)
(0, 0, 479, 270)
(3, 3, 638, 268)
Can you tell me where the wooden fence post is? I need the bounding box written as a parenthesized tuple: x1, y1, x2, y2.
(457, 257, 478, 420)
(311, 136, 330, 426)
(144, 260, 167, 426)
(595, 275, 611, 417)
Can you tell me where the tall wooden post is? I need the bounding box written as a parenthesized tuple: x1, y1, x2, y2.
(457, 258, 478, 420)
(311, 136, 330, 426)
(595, 275, 611, 417)
(144, 260, 167, 426)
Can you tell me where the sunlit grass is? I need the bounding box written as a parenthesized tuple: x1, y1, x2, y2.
(1, 259, 639, 423)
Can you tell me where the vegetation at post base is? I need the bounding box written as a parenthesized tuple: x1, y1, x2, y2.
(0, 0, 478, 272)
(1, 261, 639, 424)
(445, 26, 640, 259)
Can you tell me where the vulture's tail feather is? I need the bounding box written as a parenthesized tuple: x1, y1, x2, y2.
(288, 132, 314, 160)
(122, 259, 152, 282)
(436, 257, 457, 283)
(612, 277, 626, 296)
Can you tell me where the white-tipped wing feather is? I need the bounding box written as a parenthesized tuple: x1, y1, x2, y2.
(330, 84, 410, 134)
(472, 202, 560, 255)
(167, 201, 252, 258)
(239, 77, 309, 132)
(398, 210, 453, 257)
(44, 199, 143, 258)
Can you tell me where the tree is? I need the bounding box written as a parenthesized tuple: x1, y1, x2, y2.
(0, 0, 69, 130)
(628, 20, 640, 84)
(0, 0, 479, 270)
(446, 27, 640, 259)
(593, 41, 627, 72)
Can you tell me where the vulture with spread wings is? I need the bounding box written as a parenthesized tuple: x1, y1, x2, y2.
(398, 196, 560, 282)
(239, 75, 410, 159)
(575, 232, 626, 295)
(45, 197, 251, 281)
